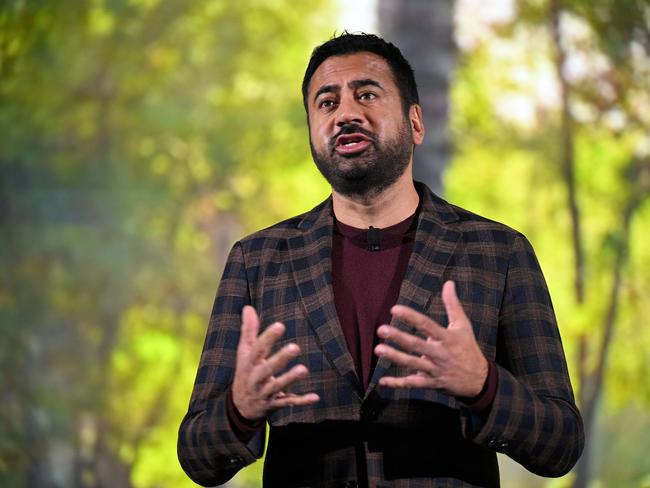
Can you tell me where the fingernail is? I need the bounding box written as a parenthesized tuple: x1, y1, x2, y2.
(377, 326, 389, 338)
(375, 345, 386, 354)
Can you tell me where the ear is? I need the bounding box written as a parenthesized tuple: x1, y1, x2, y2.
(409, 104, 425, 146)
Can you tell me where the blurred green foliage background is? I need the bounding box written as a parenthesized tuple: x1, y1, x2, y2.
(1, 1, 649, 487)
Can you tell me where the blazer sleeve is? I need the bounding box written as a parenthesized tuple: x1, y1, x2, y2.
(460, 234, 585, 477)
(177, 242, 265, 487)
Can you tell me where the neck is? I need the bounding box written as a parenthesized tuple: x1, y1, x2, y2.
(332, 170, 419, 229)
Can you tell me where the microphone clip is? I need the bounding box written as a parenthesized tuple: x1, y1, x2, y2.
(367, 226, 381, 251)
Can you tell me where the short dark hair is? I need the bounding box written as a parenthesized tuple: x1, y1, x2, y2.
(302, 32, 419, 115)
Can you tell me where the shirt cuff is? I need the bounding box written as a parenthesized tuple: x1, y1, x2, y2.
(460, 359, 498, 414)
(226, 386, 265, 443)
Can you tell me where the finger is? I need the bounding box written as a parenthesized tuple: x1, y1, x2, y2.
(378, 374, 439, 389)
(248, 342, 299, 387)
(250, 321, 286, 362)
(264, 342, 301, 375)
(238, 305, 260, 351)
(260, 364, 309, 398)
(268, 392, 320, 409)
(377, 325, 441, 358)
(390, 305, 446, 340)
(442, 280, 469, 326)
(374, 344, 436, 374)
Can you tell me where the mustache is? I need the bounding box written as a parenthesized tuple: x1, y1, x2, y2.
(329, 124, 377, 148)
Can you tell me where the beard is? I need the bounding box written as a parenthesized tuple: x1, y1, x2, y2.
(310, 121, 413, 199)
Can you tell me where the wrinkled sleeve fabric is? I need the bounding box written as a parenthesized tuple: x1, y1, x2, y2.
(460, 234, 584, 477)
(177, 242, 265, 487)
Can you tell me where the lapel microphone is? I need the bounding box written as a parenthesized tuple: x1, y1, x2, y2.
(367, 226, 381, 251)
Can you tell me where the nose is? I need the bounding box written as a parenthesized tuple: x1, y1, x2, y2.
(335, 94, 364, 127)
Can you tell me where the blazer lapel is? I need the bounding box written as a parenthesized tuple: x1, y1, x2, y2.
(366, 185, 462, 396)
(287, 198, 363, 398)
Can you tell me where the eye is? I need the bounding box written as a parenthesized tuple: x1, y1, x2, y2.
(358, 91, 377, 101)
(318, 98, 337, 110)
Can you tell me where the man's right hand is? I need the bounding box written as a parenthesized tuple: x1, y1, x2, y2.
(231, 305, 320, 421)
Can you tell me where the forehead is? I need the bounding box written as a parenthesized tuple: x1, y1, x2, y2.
(308, 52, 396, 96)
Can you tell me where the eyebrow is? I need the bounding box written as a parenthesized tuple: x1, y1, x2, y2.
(312, 78, 385, 104)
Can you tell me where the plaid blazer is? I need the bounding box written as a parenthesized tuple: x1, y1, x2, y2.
(178, 183, 584, 488)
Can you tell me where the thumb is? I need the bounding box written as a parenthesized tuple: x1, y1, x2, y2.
(441, 281, 469, 328)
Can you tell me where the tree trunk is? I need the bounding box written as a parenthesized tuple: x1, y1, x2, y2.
(377, 0, 456, 195)
(571, 196, 637, 488)
(549, 0, 585, 305)
(548, 3, 645, 487)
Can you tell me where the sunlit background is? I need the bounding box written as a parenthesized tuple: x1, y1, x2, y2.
(1, 0, 649, 487)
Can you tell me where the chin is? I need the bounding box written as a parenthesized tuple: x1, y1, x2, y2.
(331, 176, 390, 199)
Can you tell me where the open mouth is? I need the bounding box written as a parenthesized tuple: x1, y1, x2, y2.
(335, 133, 372, 155)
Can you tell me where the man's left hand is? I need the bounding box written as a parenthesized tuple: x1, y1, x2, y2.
(374, 280, 488, 398)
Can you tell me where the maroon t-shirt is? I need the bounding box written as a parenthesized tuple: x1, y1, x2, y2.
(332, 211, 417, 390)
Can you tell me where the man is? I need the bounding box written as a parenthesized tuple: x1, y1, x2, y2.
(178, 33, 584, 487)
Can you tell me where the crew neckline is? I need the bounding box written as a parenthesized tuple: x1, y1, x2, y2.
(333, 206, 419, 250)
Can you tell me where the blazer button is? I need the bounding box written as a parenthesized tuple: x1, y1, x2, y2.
(487, 438, 497, 449)
(498, 441, 509, 451)
(361, 406, 379, 422)
(229, 456, 243, 465)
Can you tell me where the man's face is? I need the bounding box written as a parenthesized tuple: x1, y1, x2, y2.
(306, 52, 420, 198)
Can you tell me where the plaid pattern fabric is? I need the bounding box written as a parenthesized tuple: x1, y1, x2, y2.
(177, 183, 584, 487)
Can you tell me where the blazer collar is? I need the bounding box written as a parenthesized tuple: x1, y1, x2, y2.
(287, 196, 363, 396)
(367, 182, 461, 396)
(287, 182, 461, 399)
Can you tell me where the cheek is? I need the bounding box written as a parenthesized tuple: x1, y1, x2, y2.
(373, 120, 390, 138)
(308, 126, 321, 146)
(309, 121, 331, 146)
